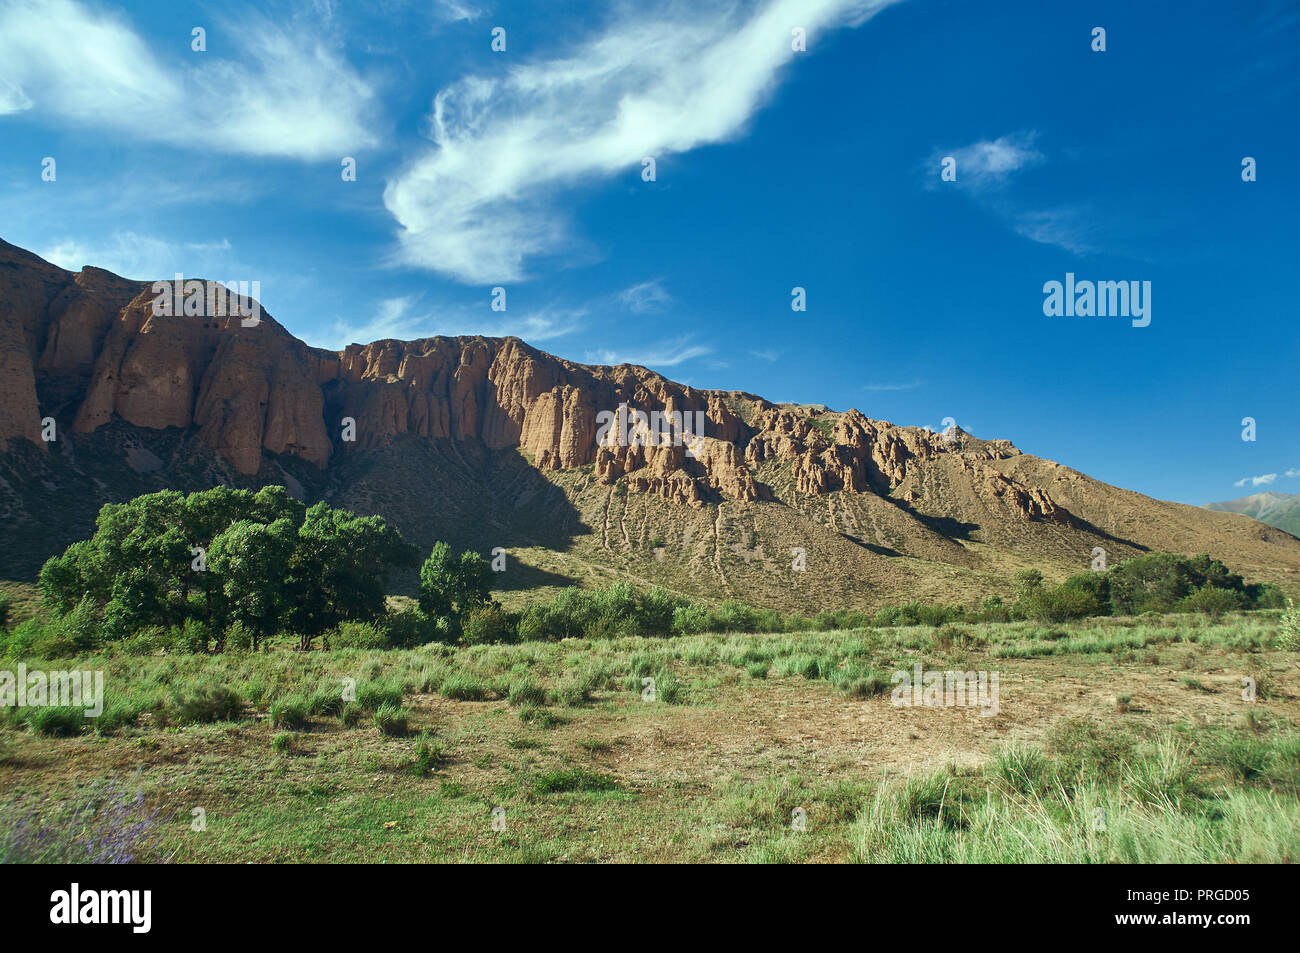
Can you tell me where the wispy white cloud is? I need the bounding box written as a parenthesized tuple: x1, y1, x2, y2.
(38, 231, 237, 281)
(930, 130, 1100, 254)
(583, 335, 712, 369)
(619, 279, 673, 315)
(385, 0, 900, 282)
(0, 0, 377, 159)
(433, 0, 485, 22)
(311, 295, 586, 351)
(863, 379, 922, 392)
(1234, 473, 1278, 488)
(750, 348, 782, 362)
(941, 131, 1043, 189)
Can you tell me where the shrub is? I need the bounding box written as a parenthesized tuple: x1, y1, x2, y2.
(638, 586, 687, 635)
(328, 620, 389, 650)
(1179, 586, 1245, 619)
(223, 621, 254, 652)
(516, 605, 553, 642)
(462, 605, 517, 645)
(671, 604, 709, 635)
(711, 600, 759, 633)
(1014, 584, 1101, 623)
(1276, 599, 1300, 651)
(384, 606, 437, 648)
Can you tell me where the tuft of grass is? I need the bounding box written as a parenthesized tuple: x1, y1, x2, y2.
(174, 686, 244, 724)
(269, 697, 309, 731)
(340, 702, 363, 728)
(374, 702, 410, 737)
(441, 673, 490, 702)
(989, 744, 1052, 797)
(533, 767, 620, 795)
(507, 677, 548, 707)
(272, 731, 294, 753)
(408, 731, 445, 776)
(25, 707, 84, 737)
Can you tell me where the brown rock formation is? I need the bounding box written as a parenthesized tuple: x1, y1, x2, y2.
(0, 238, 1066, 524)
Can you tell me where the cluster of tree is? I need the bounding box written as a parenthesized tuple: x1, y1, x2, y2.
(26, 487, 499, 655)
(1001, 553, 1283, 623)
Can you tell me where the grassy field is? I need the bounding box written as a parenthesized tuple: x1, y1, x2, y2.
(2, 611, 1298, 863)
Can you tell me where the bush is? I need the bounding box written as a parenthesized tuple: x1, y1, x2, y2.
(711, 600, 759, 633)
(461, 605, 517, 645)
(516, 605, 553, 642)
(1014, 584, 1101, 623)
(1279, 600, 1300, 652)
(671, 604, 709, 635)
(1179, 586, 1245, 619)
(328, 620, 389, 650)
(384, 606, 436, 648)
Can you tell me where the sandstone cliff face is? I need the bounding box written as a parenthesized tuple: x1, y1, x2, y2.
(0, 239, 1070, 525)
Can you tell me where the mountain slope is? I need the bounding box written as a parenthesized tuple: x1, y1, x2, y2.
(1205, 491, 1300, 539)
(3, 237, 1299, 607)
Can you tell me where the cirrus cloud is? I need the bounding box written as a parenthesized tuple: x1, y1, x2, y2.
(384, 0, 902, 283)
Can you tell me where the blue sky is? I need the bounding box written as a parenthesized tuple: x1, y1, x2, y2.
(1, 0, 1296, 506)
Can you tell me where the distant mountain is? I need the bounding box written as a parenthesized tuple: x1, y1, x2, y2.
(1205, 491, 1300, 539)
(3, 236, 1299, 607)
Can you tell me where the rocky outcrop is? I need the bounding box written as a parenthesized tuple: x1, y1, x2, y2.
(0, 238, 1072, 524)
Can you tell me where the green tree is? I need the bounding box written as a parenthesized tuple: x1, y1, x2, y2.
(207, 519, 296, 651)
(418, 542, 493, 622)
(38, 486, 415, 651)
(283, 503, 416, 648)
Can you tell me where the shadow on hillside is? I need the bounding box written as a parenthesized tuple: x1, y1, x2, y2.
(895, 504, 980, 542)
(841, 534, 903, 558)
(491, 560, 581, 593)
(0, 425, 595, 603)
